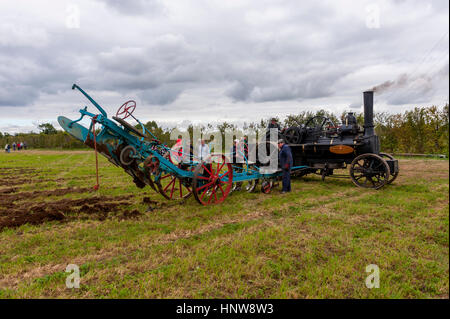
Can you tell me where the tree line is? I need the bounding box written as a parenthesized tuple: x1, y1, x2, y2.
(1, 104, 448, 156)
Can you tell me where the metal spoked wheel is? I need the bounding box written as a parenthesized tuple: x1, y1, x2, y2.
(193, 154, 233, 205)
(349, 153, 390, 189)
(143, 155, 159, 191)
(156, 164, 193, 200)
(379, 152, 399, 184)
(231, 164, 258, 193)
(232, 179, 258, 193)
(261, 179, 274, 194)
(245, 179, 258, 192)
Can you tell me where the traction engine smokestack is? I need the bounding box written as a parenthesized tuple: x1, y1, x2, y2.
(363, 90, 374, 136)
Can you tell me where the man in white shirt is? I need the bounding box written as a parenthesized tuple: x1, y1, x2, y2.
(198, 139, 212, 177)
(198, 139, 211, 162)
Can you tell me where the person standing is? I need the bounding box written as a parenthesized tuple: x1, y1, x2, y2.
(198, 139, 211, 176)
(198, 139, 211, 161)
(12, 142, 16, 151)
(278, 139, 293, 193)
(172, 138, 183, 163)
(230, 139, 243, 190)
(5, 144, 10, 153)
(268, 118, 281, 131)
(266, 118, 282, 143)
(230, 139, 243, 164)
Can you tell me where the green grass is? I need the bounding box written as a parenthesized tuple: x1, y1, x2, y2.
(0, 150, 448, 298)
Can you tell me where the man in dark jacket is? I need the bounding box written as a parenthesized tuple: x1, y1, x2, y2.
(278, 139, 293, 193)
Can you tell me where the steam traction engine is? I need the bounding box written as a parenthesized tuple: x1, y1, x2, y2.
(282, 91, 399, 189)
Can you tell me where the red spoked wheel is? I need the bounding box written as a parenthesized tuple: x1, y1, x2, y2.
(143, 150, 172, 193)
(261, 179, 273, 194)
(116, 100, 136, 120)
(193, 154, 233, 205)
(156, 164, 193, 200)
(143, 155, 159, 192)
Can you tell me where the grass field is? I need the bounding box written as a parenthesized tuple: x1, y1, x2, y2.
(0, 150, 448, 298)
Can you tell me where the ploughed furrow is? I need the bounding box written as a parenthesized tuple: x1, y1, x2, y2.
(0, 187, 139, 230)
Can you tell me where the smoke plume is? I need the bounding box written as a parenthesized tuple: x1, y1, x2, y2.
(372, 73, 416, 94)
(371, 63, 449, 95)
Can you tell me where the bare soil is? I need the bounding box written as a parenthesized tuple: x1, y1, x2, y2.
(0, 164, 145, 231)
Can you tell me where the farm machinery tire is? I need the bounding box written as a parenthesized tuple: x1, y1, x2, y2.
(143, 156, 158, 192)
(156, 164, 194, 201)
(349, 153, 390, 189)
(193, 154, 233, 205)
(231, 164, 258, 193)
(261, 179, 274, 194)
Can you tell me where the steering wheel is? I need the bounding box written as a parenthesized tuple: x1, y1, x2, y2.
(116, 100, 136, 120)
(305, 116, 336, 130)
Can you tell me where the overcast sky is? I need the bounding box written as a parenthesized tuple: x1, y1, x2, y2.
(0, 0, 448, 133)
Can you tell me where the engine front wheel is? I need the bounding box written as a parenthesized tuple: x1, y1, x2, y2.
(349, 153, 390, 189)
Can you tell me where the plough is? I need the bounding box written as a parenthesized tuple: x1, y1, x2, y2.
(58, 84, 307, 206)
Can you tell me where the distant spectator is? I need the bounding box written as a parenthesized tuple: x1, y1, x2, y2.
(172, 138, 183, 162)
(23, 141, 27, 150)
(230, 139, 243, 190)
(198, 139, 211, 177)
(268, 118, 281, 131)
(5, 144, 10, 153)
(197, 139, 211, 162)
(12, 142, 16, 151)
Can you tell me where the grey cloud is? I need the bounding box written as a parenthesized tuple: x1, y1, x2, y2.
(95, 0, 164, 16)
(387, 87, 435, 105)
(0, 85, 39, 106)
(0, 0, 448, 127)
(0, 28, 102, 106)
(225, 81, 253, 101)
(349, 101, 362, 109)
(225, 65, 348, 103)
(138, 84, 183, 105)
